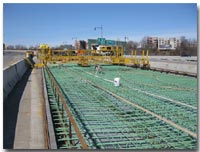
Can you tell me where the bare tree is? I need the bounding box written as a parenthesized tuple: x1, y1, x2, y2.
(15, 44, 27, 50)
(126, 41, 138, 54)
(140, 37, 148, 49)
(177, 38, 197, 56)
(6, 45, 15, 50)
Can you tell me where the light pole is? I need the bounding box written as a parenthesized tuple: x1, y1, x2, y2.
(124, 36, 129, 55)
(62, 41, 67, 50)
(94, 25, 103, 38)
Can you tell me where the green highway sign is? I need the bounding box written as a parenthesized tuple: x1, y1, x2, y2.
(97, 38, 106, 45)
(107, 40, 114, 45)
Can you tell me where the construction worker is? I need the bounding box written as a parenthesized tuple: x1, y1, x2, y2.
(94, 64, 103, 74)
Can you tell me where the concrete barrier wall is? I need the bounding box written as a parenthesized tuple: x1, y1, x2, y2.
(148, 56, 197, 61)
(150, 61, 197, 75)
(3, 59, 29, 101)
(124, 55, 197, 62)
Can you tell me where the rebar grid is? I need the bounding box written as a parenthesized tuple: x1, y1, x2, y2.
(46, 64, 197, 149)
(44, 68, 89, 149)
(77, 65, 197, 106)
(67, 65, 197, 133)
(44, 69, 84, 149)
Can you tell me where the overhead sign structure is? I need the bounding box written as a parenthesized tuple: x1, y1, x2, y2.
(97, 38, 106, 45)
(107, 40, 114, 45)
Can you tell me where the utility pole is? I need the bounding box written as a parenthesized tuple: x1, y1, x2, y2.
(94, 25, 103, 38)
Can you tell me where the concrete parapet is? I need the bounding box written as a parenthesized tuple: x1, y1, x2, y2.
(150, 61, 197, 76)
(3, 59, 30, 101)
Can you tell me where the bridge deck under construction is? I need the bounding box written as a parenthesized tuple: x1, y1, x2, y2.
(43, 64, 197, 149)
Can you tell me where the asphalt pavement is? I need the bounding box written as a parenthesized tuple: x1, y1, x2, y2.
(3, 51, 25, 68)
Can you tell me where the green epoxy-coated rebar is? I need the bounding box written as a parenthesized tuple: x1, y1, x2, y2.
(44, 69, 83, 149)
(67, 65, 197, 133)
(44, 64, 197, 149)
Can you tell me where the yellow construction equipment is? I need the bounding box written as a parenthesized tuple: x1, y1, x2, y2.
(24, 51, 35, 68)
(140, 50, 150, 69)
(35, 44, 150, 68)
(25, 51, 34, 58)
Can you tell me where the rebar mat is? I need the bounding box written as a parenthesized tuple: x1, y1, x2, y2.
(45, 64, 197, 149)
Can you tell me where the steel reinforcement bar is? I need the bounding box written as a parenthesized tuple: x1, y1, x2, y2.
(87, 80, 197, 139)
(47, 64, 197, 149)
(65, 66, 197, 139)
(44, 65, 88, 149)
(69, 65, 197, 133)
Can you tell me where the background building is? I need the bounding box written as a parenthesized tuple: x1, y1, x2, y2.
(74, 40, 87, 50)
(142, 36, 182, 50)
(147, 37, 158, 48)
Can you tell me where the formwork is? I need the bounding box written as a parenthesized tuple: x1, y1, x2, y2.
(44, 63, 197, 149)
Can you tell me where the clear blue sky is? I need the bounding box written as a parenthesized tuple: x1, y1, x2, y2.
(3, 3, 197, 46)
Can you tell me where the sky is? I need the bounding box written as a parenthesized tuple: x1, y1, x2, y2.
(3, 3, 197, 46)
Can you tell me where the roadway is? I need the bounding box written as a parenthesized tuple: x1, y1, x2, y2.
(3, 50, 35, 68)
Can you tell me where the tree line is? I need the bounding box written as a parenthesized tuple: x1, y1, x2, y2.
(4, 44, 74, 50)
(4, 37, 197, 56)
(5, 44, 39, 50)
